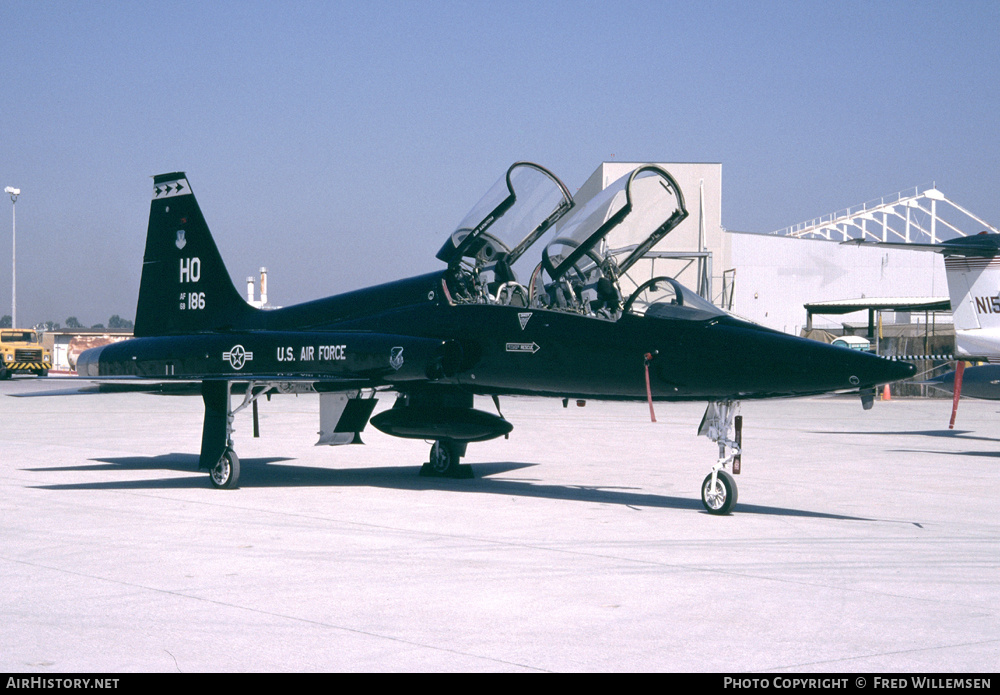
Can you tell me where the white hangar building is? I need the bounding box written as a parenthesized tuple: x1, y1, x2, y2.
(579, 161, 995, 338)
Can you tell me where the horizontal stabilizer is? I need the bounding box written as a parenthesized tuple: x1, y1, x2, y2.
(842, 234, 1000, 258)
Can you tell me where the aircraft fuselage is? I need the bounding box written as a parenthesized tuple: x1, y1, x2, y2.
(80, 269, 913, 400)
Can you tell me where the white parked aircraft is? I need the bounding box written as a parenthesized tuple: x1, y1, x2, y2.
(846, 233, 1000, 427)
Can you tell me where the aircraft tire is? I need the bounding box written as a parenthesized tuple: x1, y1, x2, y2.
(210, 449, 240, 489)
(428, 440, 460, 476)
(701, 470, 737, 515)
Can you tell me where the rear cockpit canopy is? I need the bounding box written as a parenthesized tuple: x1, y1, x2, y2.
(437, 162, 573, 305)
(540, 165, 687, 282)
(531, 165, 689, 319)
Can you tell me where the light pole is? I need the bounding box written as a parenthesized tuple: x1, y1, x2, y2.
(4, 187, 18, 328)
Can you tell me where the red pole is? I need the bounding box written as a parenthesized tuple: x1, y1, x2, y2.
(948, 361, 966, 430)
(644, 353, 657, 423)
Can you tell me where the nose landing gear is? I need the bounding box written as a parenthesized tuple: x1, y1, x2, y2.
(698, 400, 742, 515)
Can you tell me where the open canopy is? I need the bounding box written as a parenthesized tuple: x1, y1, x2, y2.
(436, 161, 573, 269)
(440, 162, 713, 323)
(530, 165, 689, 318)
(541, 165, 688, 282)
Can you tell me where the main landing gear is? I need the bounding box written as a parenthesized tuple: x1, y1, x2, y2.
(201, 381, 268, 489)
(421, 439, 473, 478)
(697, 400, 742, 515)
(210, 449, 240, 489)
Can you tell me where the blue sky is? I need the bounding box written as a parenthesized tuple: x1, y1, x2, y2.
(1, 0, 997, 327)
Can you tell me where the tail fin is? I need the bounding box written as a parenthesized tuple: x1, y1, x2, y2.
(134, 173, 258, 337)
(945, 252, 1000, 358)
(843, 234, 1000, 359)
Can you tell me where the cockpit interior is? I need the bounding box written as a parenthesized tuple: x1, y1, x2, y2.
(438, 161, 725, 322)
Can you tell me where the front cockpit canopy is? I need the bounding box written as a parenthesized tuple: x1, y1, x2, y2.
(531, 165, 688, 317)
(622, 275, 725, 321)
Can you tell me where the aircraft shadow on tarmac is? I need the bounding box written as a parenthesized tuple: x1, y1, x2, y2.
(813, 429, 1000, 458)
(885, 448, 1000, 459)
(814, 428, 1000, 444)
(27, 453, 881, 522)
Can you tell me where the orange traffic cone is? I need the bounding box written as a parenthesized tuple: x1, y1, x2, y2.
(882, 384, 891, 401)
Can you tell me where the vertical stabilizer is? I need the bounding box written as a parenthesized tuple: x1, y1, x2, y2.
(135, 173, 258, 337)
(945, 255, 1000, 358)
(847, 236, 1000, 360)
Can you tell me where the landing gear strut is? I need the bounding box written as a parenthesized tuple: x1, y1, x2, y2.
(698, 400, 742, 515)
(200, 381, 269, 489)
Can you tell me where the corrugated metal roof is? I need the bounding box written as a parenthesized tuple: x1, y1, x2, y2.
(804, 297, 951, 314)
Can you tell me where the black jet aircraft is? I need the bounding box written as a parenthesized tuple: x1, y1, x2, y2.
(75, 163, 914, 514)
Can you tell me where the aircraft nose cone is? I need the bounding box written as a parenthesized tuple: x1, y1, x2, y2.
(887, 357, 917, 382)
(693, 322, 921, 398)
(848, 352, 915, 387)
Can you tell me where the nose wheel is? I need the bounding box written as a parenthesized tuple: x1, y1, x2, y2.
(701, 469, 737, 515)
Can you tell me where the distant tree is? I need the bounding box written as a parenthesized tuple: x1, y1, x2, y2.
(0, 315, 10, 328)
(65, 316, 83, 329)
(35, 321, 60, 332)
(107, 315, 134, 330)
(91, 323, 104, 329)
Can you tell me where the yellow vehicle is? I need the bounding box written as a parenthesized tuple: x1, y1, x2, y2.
(0, 329, 52, 378)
